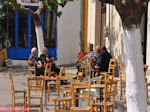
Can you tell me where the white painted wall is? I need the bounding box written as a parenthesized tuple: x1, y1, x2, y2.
(57, 0, 80, 65)
(87, 0, 101, 50)
(105, 5, 125, 63)
(87, 0, 96, 47)
(146, 2, 150, 76)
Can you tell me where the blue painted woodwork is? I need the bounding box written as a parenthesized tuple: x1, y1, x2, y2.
(7, 6, 57, 60)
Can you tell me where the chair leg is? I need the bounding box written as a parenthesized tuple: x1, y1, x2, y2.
(146, 83, 148, 98)
(93, 97, 98, 112)
(119, 80, 122, 101)
(24, 91, 27, 108)
(112, 105, 114, 112)
(48, 83, 50, 101)
(28, 90, 31, 109)
(40, 98, 43, 112)
(54, 99, 57, 112)
(70, 100, 72, 110)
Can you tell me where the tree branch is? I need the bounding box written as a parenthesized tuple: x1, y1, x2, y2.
(8, 0, 35, 16)
(136, 0, 149, 6)
(98, 0, 114, 5)
(36, 0, 46, 16)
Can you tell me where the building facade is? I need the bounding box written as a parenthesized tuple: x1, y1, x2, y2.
(84, 1, 150, 75)
(1, 0, 81, 65)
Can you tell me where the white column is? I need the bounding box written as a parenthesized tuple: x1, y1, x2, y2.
(146, 2, 150, 76)
(87, 0, 96, 48)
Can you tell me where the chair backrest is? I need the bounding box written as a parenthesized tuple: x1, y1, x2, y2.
(81, 57, 91, 67)
(57, 76, 73, 97)
(8, 72, 15, 106)
(27, 60, 36, 76)
(44, 62, 52, 77)
(108, 66, 115, 80)
(28, 76, 44, 91)
(77, 72, 84, 83)
(85, 62, 92, 80)
(28, 76, 44, 107)
(50, 57, 56, 66)
(118, 64, 126, 81)
(104, 80, 118, 112)
(109, 58, 117, 67)
(144, 64, 149, 77)
(72, 82, 91, 107)
(59, 67, 65, 77)
(106, 58, 117, 80)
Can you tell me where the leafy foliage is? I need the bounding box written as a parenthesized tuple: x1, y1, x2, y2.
(5, 0, 68, 17)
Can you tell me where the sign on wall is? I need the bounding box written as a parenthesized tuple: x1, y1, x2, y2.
(17, 0, 39, 5)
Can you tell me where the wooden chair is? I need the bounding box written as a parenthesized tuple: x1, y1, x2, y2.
(44, 62, 56, 78)
(107, 58, 117, 80)
(70, 82, 91, 112)
(8, 72, 27, 108)
(54, 76, 73, 112)
(44, 62, 57, 88)
(77, 52, 88, 72)
(47, 66, 65, 101)
(91, 80, 118, 112)
(80, 57, 92, 81)
(144, 64, 149, 98)
(27, 60, 36, 77)
(93, 64, 116, 109)
(118, 64, 126, 101)
(92, 72, 107, 112)
(28, 76, 44, 112)
(84, 58, 116, 112)
(100, 58, 117, 81)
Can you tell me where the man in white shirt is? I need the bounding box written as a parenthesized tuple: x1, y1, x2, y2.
(85, 43, 96, 58)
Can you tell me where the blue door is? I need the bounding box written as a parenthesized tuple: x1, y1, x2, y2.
(7, 8, 57, 60)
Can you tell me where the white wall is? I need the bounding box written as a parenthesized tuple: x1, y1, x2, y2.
(87, 0, 101, 50)
(87, 0, 96, 47)
(105, 5, 125, 64)
(57, 0, 80, 65)
(146, 2, 150, 76)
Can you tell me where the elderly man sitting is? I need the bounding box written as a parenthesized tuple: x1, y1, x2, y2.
(28, 47, 44, 76)
(40, 47, 60, 75)
(77, 43, 96, 72)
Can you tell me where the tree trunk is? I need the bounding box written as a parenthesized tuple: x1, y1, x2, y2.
(80, 0, 85, 52)
(123, 27, 147, 112)
(34, 15, 45, 56)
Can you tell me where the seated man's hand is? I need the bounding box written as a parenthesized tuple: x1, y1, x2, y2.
(37, 64, 41, 69)
(50, 57, 55, 61)
(95, 65, 99, 70)
(91, 56, 96, 61)
(46, 57, 49, 62)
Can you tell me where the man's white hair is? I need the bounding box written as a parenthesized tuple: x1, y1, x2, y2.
(42, 47, 47, 51)
(96, 45, 100, 49)
(31, 47, 37, 53)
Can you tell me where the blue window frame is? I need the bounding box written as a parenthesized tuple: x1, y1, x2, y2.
(7, 6, 57, 60)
